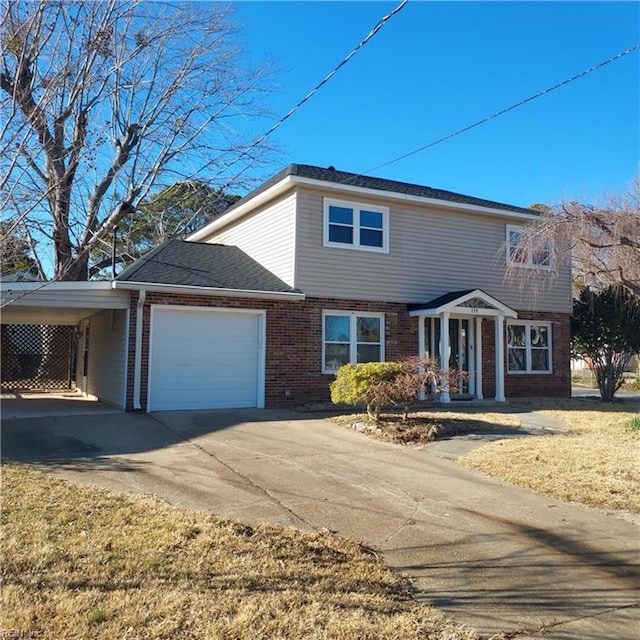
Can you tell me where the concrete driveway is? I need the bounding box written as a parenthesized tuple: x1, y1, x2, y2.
(2, 408, 638, 639)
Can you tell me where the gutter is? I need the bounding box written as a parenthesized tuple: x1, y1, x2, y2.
(112, 280, 305, 301)
(132, 289, 146, 410)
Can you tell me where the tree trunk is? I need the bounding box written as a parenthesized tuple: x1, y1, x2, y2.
(58, 257, 89, 281)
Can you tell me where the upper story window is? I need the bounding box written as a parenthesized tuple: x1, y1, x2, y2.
(323, 198, 389, 253)
(506, 225, 552, 269)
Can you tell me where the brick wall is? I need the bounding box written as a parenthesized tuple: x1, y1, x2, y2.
(480, 311, 571, 399)
(505, 310, 571, 398)
(125, 292, 417, 410)
(125, 292, 569, 410)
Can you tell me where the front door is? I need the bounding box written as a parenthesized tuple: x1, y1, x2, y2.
(449, 319, 470, 394)
(424, 318, 473, 396)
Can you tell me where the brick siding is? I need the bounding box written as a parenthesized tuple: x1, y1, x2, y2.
(479, 311, 571, 399)
(125, 292, 570, 410)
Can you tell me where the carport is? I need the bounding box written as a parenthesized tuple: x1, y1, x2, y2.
(1, 281, 130, 410)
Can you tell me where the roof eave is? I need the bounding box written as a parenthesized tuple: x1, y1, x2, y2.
(188, 173, 538, 241)
(290, 176, 538, 220)
(112, 280, 305, 301)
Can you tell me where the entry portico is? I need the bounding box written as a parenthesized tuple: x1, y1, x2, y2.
(409, 289, 518, 403)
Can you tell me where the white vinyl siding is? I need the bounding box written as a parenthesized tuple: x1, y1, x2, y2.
(295, 188, 571, 313)
(202, 193, 296, 287)
(86, 309, 128, 408)
(148, 306, 264, 411)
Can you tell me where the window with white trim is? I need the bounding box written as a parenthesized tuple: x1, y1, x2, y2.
(507, 321, 552, 373)
(324, 198, 389, 252)
(323, 311, 384, 372)
(506, 225, 552, 269)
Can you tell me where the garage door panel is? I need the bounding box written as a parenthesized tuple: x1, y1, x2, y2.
(148, 308, 262, 411)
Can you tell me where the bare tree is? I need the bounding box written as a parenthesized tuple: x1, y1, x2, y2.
(1, 0, 275, 281)
(506, 178, 640, 297)
(88, 180, 240, 278)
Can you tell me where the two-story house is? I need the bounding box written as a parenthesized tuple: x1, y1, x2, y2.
(1, 164, 572, 411)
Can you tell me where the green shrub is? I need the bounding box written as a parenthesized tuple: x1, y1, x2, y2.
(330, 362, 403, 421)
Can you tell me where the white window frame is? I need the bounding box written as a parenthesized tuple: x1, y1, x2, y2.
(507, 320, 553, 374)
(323, 198, 389, 253)
(322, 311, 385, 373)
(506, 224, 553, 270)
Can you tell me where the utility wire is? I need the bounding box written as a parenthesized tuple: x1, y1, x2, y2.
(243, 0, 409, 155)
(176, 39, 640, 237)
(367, 42, 640, 175)
(2, 36, 637, 308)
(174, 0, 409, 236)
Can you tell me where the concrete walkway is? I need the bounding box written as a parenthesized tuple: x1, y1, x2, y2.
(2, 408, 638, 639)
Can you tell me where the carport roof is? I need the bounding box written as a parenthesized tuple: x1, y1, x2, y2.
(116, 239, 300, 294)
(0, 281, 130, 325)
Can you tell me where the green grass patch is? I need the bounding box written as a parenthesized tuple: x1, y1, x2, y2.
(627, 415, 640, 432)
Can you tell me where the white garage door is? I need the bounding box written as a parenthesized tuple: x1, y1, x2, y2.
(148, 307, 264, 411)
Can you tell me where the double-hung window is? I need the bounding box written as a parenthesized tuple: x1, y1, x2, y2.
(507, 321, 552, 373)
(506, 225, 552, 269)
(324, 198, 389, 252)
(323, 311, 384, 373)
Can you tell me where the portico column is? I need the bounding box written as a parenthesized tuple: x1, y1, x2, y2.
(418, 316, 426, 400)
(439, 311, 450, 403)
(475, 317, 483, 400)
(495, 312, 506, 402)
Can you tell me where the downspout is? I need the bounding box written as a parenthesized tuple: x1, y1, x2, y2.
(133, 289, 146, 410)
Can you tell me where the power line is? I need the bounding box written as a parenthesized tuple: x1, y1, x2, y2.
(367, 42, 640, 174)
(175, 0, 409, 235)
(3, 2, 410, 303)
(244, 0, 409, 154)
(94, 41, 640, 291)
(178, 39, 640, 237)
(3, 34, 637, 307)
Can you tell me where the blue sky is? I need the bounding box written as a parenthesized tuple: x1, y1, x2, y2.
(231, 1, 639, 208)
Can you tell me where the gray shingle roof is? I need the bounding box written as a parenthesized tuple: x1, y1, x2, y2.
(220, 164, 537, 218)
(116, 239, 298, 293)
(408, 290, 476, 311)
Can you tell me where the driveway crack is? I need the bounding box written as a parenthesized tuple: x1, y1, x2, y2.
(149, 414, 315, 529)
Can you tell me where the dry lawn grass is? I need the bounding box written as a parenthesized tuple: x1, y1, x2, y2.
(1, 463, 481, 640)
(460, 400, 640, 514)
